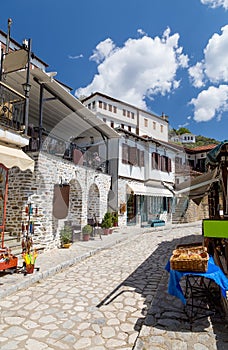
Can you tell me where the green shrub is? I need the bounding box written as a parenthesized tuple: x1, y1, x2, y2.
(82, 224, 93, 235)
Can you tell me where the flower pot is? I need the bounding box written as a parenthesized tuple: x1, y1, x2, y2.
(26, 264, 34, 274)
(103, 228, 109, 235)
(63, 243, 71, 248)
(83, 233, 90, 241)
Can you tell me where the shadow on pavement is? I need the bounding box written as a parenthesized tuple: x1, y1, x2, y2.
(97, 233, 228, 349)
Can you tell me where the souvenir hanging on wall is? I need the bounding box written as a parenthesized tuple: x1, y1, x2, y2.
(52, 180, 70, 219)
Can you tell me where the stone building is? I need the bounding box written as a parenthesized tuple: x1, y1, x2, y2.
(0, 27, 119, 252)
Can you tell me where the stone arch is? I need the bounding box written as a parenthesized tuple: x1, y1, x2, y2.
(87, 183, 100, 224)
(68, 179, 83, 226)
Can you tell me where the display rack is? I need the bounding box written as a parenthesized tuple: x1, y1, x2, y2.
(21, 203, 39, 274)
(0, 164, 18, 271)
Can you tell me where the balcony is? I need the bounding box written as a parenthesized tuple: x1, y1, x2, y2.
(25, 129, 108, 174)
(0, 81, 25, 133)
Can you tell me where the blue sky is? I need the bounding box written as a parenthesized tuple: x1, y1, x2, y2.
(0, 0, 228, 141)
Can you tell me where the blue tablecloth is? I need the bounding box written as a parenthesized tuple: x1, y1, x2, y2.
(165, 256, 228, 304)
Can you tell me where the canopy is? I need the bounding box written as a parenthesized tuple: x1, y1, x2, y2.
(206, 140, 228, 168)
(175, 170, 218, 204)
(127, 181, 173, 197)
(0, 144, 34, 172)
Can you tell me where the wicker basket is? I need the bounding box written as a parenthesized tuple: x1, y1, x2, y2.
(170, 245, 209, 272)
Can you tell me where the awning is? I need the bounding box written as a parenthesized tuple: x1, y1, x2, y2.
(5, 68, 120, 141)
(175, 170, 219, 203)
(0, 144, 34, 172)
(127, 181, 173, 197)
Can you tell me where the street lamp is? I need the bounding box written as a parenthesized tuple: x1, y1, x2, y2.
(22, 82, 31, 98)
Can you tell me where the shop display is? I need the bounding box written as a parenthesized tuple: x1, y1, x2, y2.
(21, 203, 39, 274)
(0, 164, 18, 271)
(170, 244, 209, 272)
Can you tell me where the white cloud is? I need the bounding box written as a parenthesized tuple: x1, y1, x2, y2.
(190, 85, 228, 122)
(189, 62, 205, 88)
(137, 28, 148, 36)
(201, 0, 228, 10)
(76, 28, 189, 108)
(68, 54, 83, 59)
(188, 25, 228, 122)
(178, 122, 189, 128)
(188, 25, 228, 86)
(204, 25, 228, 83)
(90, 38, 116, 64)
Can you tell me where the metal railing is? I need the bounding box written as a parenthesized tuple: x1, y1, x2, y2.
(25, 130, 108, 173)
(0, 81, 25, 132)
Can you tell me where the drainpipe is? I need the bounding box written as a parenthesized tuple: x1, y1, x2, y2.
(136, 109, 139, 135)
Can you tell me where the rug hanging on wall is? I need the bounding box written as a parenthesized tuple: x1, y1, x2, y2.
(53, 184, 70, 219)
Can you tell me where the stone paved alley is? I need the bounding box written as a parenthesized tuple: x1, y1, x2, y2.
(0, 223, 228, 350)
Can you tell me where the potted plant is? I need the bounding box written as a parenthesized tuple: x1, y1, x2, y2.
(59, 225, 72, 248)
(82, 224, 93, 241)
(112, 212, 118, 227)
(101, 212, 112, 235)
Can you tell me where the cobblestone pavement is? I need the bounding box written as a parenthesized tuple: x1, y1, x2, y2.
(0, 223, 228, 350)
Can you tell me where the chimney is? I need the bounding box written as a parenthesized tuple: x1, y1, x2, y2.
(161, 112, 169, 122)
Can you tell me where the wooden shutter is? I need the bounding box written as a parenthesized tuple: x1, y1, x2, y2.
(129, 147, 138, 166)
(139, 150, 144, 167)
(157, 153, 161, 170)
(122, 144, 128, 164)
(168, 158, 172, 173)
(151, 152, 156, 169)
(161, 156, 165, 171)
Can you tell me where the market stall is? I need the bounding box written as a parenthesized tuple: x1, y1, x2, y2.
(168, 141, 228, 319)
(0, 144, 34, 271)
(203, 140, 228, 276)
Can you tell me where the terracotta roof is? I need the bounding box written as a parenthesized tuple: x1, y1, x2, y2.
(184, 144, 217, 153)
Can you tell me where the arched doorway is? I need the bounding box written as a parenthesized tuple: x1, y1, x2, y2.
(68, 179, 82, 240)
(87, 183, 100, 225)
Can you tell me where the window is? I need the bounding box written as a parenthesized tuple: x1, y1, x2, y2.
(99, 101, 102, 108)
(161, 156, 169, 172)
(151, 152, 161, 170)
(103, 118, 106, 123)
(123, 109, 126, 116)
(121, 124, 125, 129)
(144, 118, 148, 127)
(160, 125, 164, 133)
(129, 147, 138, 166)
(122, 144, 129, 164)
(87, 103, 91, 109)
(128, 125, 131, 132)
(113, 106, 117, 113)
(138, 149, 144, 167)
(153, 121, 156, 130)
(131, 112, 134, 119)
(168, 158, 172, 172)
(103, 102, 107, 110)
(110, 121, 114, 128)
(92, 101, 96, 109)
(127, 111, 130, 118)
(108, 104, 112, 112)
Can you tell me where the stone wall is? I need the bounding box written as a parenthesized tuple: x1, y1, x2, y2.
(6, 152, 111, 250)
(184, 196, 209, 223)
